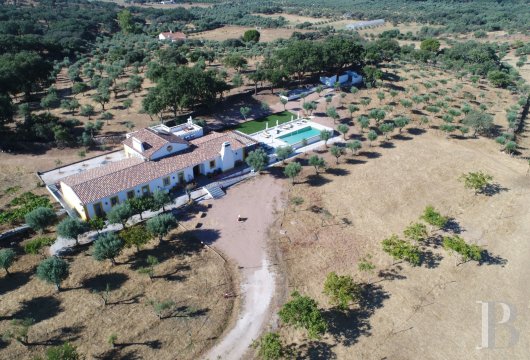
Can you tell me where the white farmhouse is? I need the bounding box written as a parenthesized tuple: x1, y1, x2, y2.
(58, 120, 256, 220)
(158, 30, 187, 42)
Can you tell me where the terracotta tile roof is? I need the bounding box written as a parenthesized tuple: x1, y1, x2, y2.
(122, 128, 189, 160)
(160, 31, 186, 41)
(61, 131, 257, 204)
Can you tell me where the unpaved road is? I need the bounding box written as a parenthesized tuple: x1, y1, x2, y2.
(198, 175, 284, 360)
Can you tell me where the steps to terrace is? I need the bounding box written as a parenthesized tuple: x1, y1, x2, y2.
(204, 183, 226, 199)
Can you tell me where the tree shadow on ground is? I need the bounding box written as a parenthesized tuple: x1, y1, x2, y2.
(116, 339, 162, 350)
(94, 348, 142, 360)
(407, 127, 426, 136)
(444, 218, 465, 234)
(11, 296, 62, 323)
(358, 151, 381, 159)
(177, 228, 220, 247)
(173, 202, 210, 222)
(30, 325, 85, 347)
(425, 234, 443, 248)
(345, 157, 367, 165)
(0, 338, 8, 350)
(82, 273, 129, 292)
(420, 249, 443, 269)
(324, 283, 390, 347)
(481, 183, 509, 197)
(379, 141, 395, 149)
(152, 264, 191, 282)
(377, 265, 407, 281)
(393, 133, 413, 141)
(0, 269, 33, 294)
(479, 251, 508, 267)
(286, 340, 337, 359)
(325, 167, 350, 176)
(305, 174, 332, 187)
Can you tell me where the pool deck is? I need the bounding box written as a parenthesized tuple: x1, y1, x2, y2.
(249, 118, 334, 149)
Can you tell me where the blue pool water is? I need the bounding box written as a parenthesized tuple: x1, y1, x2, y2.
(278, 126, 321, 145)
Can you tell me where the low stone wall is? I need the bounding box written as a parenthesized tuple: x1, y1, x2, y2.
(93, 134, 125, 145)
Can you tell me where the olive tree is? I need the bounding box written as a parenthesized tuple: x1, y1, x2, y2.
(381, 235, 421, 266)
(275, 146, 293, 163)
(92, 232, 124, 265)
(330, 145, 345, 164)
(323, 272, 362, 310)
(121, 225, 151, 252)
(278, 291, 327, 339)
(462, 111, 494, 137)
(36, 256, 69, 291)
(459, 171, 493, 195)
(443, 235, 483, 265)
(337, 124, 349, 140)
(146, 214, 177, 241)
(420, 205, 448, 230)
(320, 129, 332, 146)
(25, 207, 56, 234)
(252, 332, 283, 360)
(308, 155, 326, 174)
(246, 148, 269, 172)
(403, 222, 428, 243)
(0, 248, 16, 276)
(56, 217, 89, 245)
(346, 140, 362, 155)
(283, 162, 302, 184)
(152, 190, 172, 212)
(107, 202, 132, 228)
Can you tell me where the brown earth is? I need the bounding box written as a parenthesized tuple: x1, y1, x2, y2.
(264, 69, 530, 358)
(0, 220, 237, 360)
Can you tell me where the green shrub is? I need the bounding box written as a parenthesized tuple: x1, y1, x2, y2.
(24, 237, 55, 255)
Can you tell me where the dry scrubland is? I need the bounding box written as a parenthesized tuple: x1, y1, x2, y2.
(266, 65, 530, 358)
(274, 131, 530, 359)
(0, 224, 236, 360)
(190, 25, 311, 43)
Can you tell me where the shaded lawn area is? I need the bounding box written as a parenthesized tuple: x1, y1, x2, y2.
(235, 111, 296, 134)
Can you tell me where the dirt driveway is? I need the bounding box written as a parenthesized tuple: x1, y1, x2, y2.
(197, 175, 285, 359)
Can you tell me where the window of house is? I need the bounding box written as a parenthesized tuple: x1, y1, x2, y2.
(166, 145, 173, 152)
(110, 196, 119, 207)
(93, 203, 104, 218)
(178, 172, 184, 183)
(209, 160, 216, 168)
(127, 190, 135, 199)
(163, 177, 170, 186)
(142, 185, 150, 195)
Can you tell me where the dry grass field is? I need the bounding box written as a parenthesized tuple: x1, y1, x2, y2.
(190, 25, 311, 43)
(0, 223, 236, 360)
(271, 124, 530, 359)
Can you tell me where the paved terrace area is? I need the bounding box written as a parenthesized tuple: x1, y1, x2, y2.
(39, 150, 127, 185)
(250, 118, 333, 149)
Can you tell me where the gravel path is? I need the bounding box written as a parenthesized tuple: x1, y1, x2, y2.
(201, 175, 284, 360)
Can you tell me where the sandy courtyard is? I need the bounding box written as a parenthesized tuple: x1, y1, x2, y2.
(193, 175, 285, 359)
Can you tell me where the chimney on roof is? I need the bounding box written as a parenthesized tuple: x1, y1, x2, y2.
(219, 141, 235, 171)
(132, 137, 144, 153)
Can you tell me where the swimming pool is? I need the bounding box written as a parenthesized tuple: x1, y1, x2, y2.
(278, 126, 321, 145)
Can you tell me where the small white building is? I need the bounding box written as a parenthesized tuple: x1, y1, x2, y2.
(58, 123, 256, 220)
(158, 30, 187, 42)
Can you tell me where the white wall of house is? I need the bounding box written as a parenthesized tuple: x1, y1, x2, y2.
(64, 147, 246, 220)
(60, 182, 88, 220)
(150, 142, 188, 160)
(124, 144, 144, 159)
(83, 166, 194, 219)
